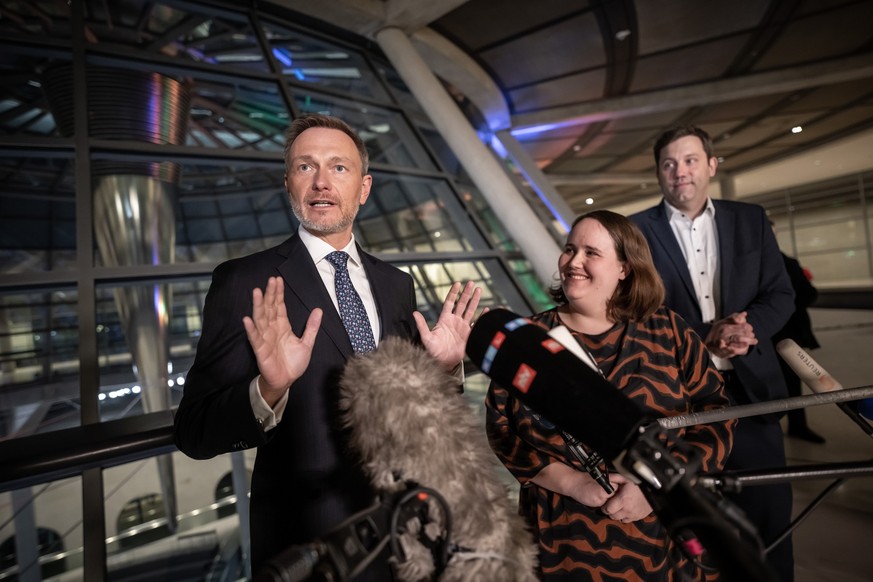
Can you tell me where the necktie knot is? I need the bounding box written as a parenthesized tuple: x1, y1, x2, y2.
(325, 250, 375, 353)
(325, 250, 350, 271)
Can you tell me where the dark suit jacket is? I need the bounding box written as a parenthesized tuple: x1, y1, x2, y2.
(173, 233, 419, 571)
(630, 199, 795, 409)
(774, 252, 820, 349)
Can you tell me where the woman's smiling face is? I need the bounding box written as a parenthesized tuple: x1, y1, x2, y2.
(559, 218, 627, 314)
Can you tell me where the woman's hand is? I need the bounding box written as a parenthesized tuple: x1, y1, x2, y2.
(599, 473, 653, 523)
(531, 462, 616, 507)
(566, 471, 616, 507)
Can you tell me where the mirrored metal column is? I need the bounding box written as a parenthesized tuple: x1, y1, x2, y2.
(43, 65, 191, 532)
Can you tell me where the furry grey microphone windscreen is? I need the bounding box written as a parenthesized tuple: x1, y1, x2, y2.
(339, 337, 538, 582)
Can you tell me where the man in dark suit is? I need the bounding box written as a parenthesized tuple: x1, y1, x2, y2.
(630, 126, 796, 581)
(173, 114, 483, 578)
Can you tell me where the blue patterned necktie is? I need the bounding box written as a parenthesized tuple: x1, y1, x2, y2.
(325, 251, 376, 353)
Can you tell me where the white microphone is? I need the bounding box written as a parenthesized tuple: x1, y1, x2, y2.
(775, 339, 843, 393)
(776, 339, 873, 432)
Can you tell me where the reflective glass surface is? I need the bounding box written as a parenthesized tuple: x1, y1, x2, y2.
(374, 60, 425, 115)
(0, 289, 81, 436)
(751, 172, 873, 286)
(183, 77, 288, 151)
(359, 172, 487, 253)
(0, 478, 82, 580)
(0, 0, 72, 40)
(95, 280, 207, 423)
(0, 156, 76, 273)
(263, 22, 389, 101)
(0, 55, 64, 137)
(294, 91, 437, 171)
(402, 258, 532, 323)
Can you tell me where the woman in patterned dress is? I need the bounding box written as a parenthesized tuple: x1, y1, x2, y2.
(486, 210, 734, 581)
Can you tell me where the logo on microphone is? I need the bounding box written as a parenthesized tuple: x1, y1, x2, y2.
(541, 338, 565, 354)
(513, 363, 537, 394)
(481, 331, 506, 374)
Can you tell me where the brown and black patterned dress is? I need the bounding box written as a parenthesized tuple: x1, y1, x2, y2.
(486, 306, 734, 581)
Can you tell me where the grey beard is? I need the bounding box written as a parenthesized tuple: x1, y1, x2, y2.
(290, 200, 359, 235)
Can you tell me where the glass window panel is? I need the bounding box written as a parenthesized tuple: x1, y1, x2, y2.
(461, 183, 522, 252)
(89, 160, 290, 267)
(799, 249, 871, 287)
(217, 196, 254, 215)
(0, 48, 67, 136)
(258, 208, 293, 237)
(0, 155, 76, 274)
(748, 171, 873, 288)
(95, 280, 207, 422)
(0, 289, 81, 438)
(357, 172, 488, 254)
(790, 194, 862, 227)
(183, 77, 289, 152)
(772, 224, 795, 257)
(418, 125, 465, 176)
(183, 217, 227, 245)
(262, 23, 389, 101)
(293, 92, 437, 171)
(509, 259, 556, 313)
(101, 452, 250, 579)
(373, 60, 425, 114)
(399, 259, 532, 322)
(793, 219, 866, 254)
(0, 0, 72, 41)
(26, 57, 289, 152)
(0, 477, 82, 579)
(81, 2, 271, 75)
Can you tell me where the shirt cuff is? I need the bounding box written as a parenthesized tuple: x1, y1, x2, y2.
(249, 376, 289, 431)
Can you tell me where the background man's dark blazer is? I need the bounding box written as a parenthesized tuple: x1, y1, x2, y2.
(173, 233, 419, 571)
(630, 199, 795, 410)
(632, 199, 797, 581)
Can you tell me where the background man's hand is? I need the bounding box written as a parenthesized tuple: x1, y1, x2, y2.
(705, 310, 757, 358)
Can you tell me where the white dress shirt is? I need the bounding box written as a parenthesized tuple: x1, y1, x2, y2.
(664, 198, 731, 370)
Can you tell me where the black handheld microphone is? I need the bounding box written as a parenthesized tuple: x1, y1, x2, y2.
(466, 308, 649, 461)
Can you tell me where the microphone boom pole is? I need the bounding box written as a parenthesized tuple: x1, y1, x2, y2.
(698, 459, 873, 492)
(658, 386, 873, 431)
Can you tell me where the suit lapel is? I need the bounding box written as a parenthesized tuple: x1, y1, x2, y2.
(276, 235, 353, 358)
(648, 202, 697, 300)
(358, 246, 397, 340)
(714, 201, 736, 314)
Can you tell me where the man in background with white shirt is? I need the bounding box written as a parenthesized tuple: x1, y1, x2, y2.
(631, 125, 796, 581)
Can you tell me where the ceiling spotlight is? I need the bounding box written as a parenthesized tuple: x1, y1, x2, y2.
(615, 30, 631, 41)
(791, 126, 803, 134)
(585, 197, 594, 205)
